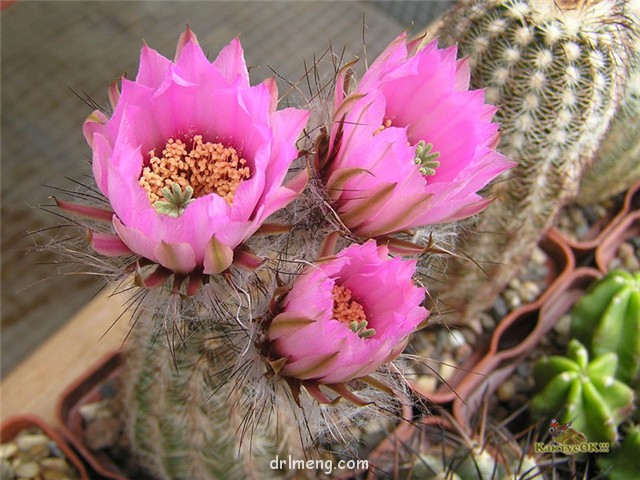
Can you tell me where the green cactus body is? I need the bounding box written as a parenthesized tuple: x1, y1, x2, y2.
(407, 446, 541, 480)
(532, 339, 635, 442)
(118, 278, 315, 480)
(597, 425, 640, 479)
(571, 270, 640, 384)
(578, 11, 640, 204)
(435, 0, 635, 321)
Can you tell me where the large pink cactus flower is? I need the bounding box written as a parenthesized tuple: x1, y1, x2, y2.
(321, 33, 513, 238)
(80, 29, 309, 276)
(267, 240, 427, 389)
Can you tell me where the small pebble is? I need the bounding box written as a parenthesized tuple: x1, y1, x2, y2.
(507, 277, 522, 290)
(0, 443, 18, 459)
(491, 297, 508, 320)
(40, 457, 70, 473)
(449, 330, 466, 348)
(99, 379, 118, 399)
(15, 434, 49, 461)
(618, 242, 640, 271)
(468, 318, 484, 335)
(14, 461, 39, 479)
(497, 379, 516, 402)
(553, 314, 572, 337)
(42, 471, 71, 480)
(47, 443, 62, 459)
(85, 417, 122, 451)
(438, 356, 457, 383)
(520, 280, 541, 303)
(416, 375, 438, 394)
(530, 247, 547, 266)
(503, 289, 521, 310)
(1, 459, 14, 479)
(79, 400, 113, 423)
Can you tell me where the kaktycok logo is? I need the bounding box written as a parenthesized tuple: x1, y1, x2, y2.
(534, 419, 610, 455)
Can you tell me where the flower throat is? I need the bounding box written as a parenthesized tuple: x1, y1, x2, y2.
(331, 284, 376, 339)
(139, 135, 251, 217)
(374, 119, 440, 176)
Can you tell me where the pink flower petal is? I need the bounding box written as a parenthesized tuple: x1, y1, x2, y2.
(212, 36, 250, 87)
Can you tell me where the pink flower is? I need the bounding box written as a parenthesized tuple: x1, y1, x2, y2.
(267, 240, 427, 385)
(321, 34, 513, 238)
(82, 29, 309, 275)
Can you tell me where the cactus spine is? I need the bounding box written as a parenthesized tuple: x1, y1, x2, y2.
(532, 339, 635, 442)
(571, 269, 640, 385)
(434, 0, 635, 321)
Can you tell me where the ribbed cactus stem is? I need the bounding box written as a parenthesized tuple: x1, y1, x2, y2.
(571, 269, 640, 384)
(578, 28, 640, 204)
(119, 295, 306, 480)
(434, 0, 635, 322)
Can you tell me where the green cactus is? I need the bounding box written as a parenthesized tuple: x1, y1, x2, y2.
(571, 270, 640, 384)
(120, 305, 308, 480)
(434, 0, 636, 322)
(532, 339, 635, 442)
(578, 9, 640, 205)
(376, 412, 545, 480)
(598, 425, 640, 480)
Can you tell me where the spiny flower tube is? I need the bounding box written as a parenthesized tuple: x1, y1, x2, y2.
(78, 28, 310, 277)
(266, 240, 428, 390)
(320, 33, 513, 238)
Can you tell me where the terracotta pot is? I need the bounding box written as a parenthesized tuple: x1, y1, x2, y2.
(595, 210, 640, 274)
(411, 227, 575, 406)
(0, 414, 89, 479)
(451, 267, 601, 432)
(552, 179, 640, 264)
(56, 351, 127, 480)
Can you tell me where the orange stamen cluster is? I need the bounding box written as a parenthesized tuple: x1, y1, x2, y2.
(331, 284, 367, 324)
(139, 135, 251, 206)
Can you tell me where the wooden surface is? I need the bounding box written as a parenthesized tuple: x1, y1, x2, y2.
(0, 288, 129, 425)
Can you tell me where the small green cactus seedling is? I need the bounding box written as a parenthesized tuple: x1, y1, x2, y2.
(598, 425, 640, 480)
(532, 339, 635, 442)
(571, 270, 640, 384)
